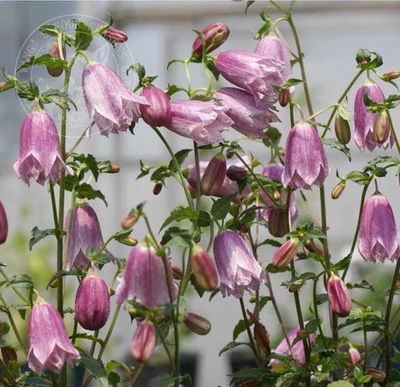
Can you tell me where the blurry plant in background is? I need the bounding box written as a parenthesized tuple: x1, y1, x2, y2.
(1, 1, 400, 386)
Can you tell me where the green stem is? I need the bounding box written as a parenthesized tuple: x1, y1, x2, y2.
(384, 258, 400, 383)
(0, 268, 29, 305)
(319, 185, 331, 271)
(387, 110, 400, 154)
(130, 362, 148, 386)
(312, 277, 327, 348)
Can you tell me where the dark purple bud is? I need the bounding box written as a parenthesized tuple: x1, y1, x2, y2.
(1, 347, 17, 366)
(278, 88, 290, 107)
(226, 165, 247, 181)
(0, 200, 8, 244)
(75, 272, 110, 330)
(184, 312, 211, 335)
(191, 22, 230, 60)
(140, 86, 172, 127)
(103, 28, 128, 43)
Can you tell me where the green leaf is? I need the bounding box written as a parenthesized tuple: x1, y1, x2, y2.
(148, 373, 191, 387)
(168, 149, 191, 172)
(74, 21, 93, 51)
(75, 183, 107, 206)
(322, 138, 351, 161)
(160, 206, 198, 230)
(315, 293, 328, 305)
(245, 1, 255, 14)
(29, 227, 59, 250)
(78, 356, 108, 387)
(327, 382, 355, 387)
(126, 63, 146, 79)
(161, 227, 193, 249)
(332, 253, 352, 272)
(17, 54, 68, 72)
(219, 341, 249, 356)
(151, 165, 171, 182)
(38, 24, 62, 37)
(349, 280, 375, 292)
(233, 319, 249, 341)
(16, 81, 40, 101)
(259, 296, 271, 311)
(211, 194, 237, 220)
(41, 88, 77, 111)
(305, 319, 320, 334)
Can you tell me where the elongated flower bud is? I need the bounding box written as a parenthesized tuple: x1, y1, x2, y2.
(272, 238, 300, 268)
(140, 86, 172, 127)
(331, 181, 346, 199)
(131, 320, 156, 363)
(373, 110, 391, 144)
(103, 28, 128, 43)
(75, 272, 110, 330)
(191, 246, 218, 291)
(348, 346, 361, 366)
(1, 347, 17, 366)
(200, 153, 227, 195)
(226, 165, 247, 181)
(184, 312, 211, 335)
(121, 213, 139, 230)
(266, 208, 286, 238)
(334, 114, 351, 145)
(0, 200, 8, 244)
(327, 274, 352, 317)
(278, 88, 290, 107)
(366, 368, 385, 382)
(381, 71, 400, 81)
(47, 41, 66, 77)
(191, 22, 230, 60)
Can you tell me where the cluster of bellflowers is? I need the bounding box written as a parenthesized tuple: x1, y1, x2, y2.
(1, 1, 400, 385)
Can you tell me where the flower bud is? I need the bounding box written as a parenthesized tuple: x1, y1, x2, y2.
(272, 238, 300, 268)
(153, 182, 163, 195)
(184, 312, 211, 335)
(75, 272, 110, 330)
(0, 82, 5, 91)
(0, 200, 8, 244)
(279, 88, 290, 107)
(226, 165, 247, 181)
(382, 71, 400, 81)
(171, 265, 183, 280)
(121, 213, 139, 230)
(348, 346, 361, 366)
(373, 110, 391, 144)
(304, 240, 324, 255)
(366, 368, 385, 382)
(140, 86, 172, 127)
(200, 153, 227, 196)
(334, 114, 351, 145)
(1, 347, 17, 366)
(131, 320, 156, 363)
(266, 208, 286, 238)
(191, 22, 230, 60)
(191, 246, 218, 291)
(104, 164, 120, 173)
(119, 237, 138, 247)
(47, 41, 66, 77)
(103, 28, 128, 43)
(327, 274, 352, 317)
(331, 181, 346, 199)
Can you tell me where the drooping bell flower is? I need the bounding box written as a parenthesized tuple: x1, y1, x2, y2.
(259, 164, 298, 237)
(14, 110, 72, 186)
(27, 299, 80, 374)
(282, 122, 330, 190)
(75, 271, 110, 330)
(140, 85, 172, 127)
(213, 230, 266, 298)
(164, 99, 232, 145)
(255, 34, 291, 82)
(115, 242, 178, 309)
(191, 22, 230, 60)
(215, 50, 285, 107)
(270, 325, 316, 367)
(200, 152, 227, 195)
(327, 274, 352, 317)
(354, 80, 393, 151)
(131, 320, 156, 363)
(64, 203, 108, 270)
(82, 62, 148, 136)
(0, 200, 8, 244)
(186, 156, 250, 198)
(358, 192, 400, 262)
(191, 245, 219, 291)
(214, 87, 279, 138)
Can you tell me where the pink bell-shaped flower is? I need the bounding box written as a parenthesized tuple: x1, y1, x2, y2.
(213, 230, 266, 298)
(215, 50, 285, 107)
(64, 203, 108, 270)
(131, 320, 156, 363)
(282, 122, 330, 190)
(75, 271, 110, 330)
(164, 99, 232, 145)
(27, 300, 80, 374)
(358, 192, 400, 262)
(191, 22, 230, 60)
(13, 110, 72, 186)
(214, 87, 278, 138)
(255, 34, 291, 82)
(82, 62, 148, 136)
(327, 274, 352, 317)
(115, 242, 178, 309)
(140, 85, 172, 127)
(354, 80, 392, 151)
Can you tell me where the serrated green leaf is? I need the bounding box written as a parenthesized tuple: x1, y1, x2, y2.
(78, 356, 108, 387)
(160, 206, 198, 230)
(169, 149, 191, 172)
(322, 137, 351, 161)
(38, 24, 62, 36)
(17, 54, 68, 72)
(332, 253, 352, 272)
(41, 88, 77, 111)
(160, 226, 193, 248)
(219, 341, 249, 356)
(233, 319, 249, 341)
(211, 194, 237, 220)
(75, 183, 107, 206)
(126, 63, 146, 79)
(29, 227, 58, 250)
(151, 165, 171, 182)
(74, 21, 93, 51)
(327, 381, 355, 387)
